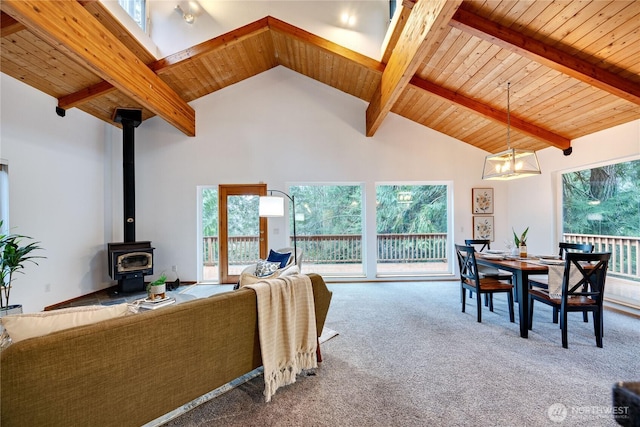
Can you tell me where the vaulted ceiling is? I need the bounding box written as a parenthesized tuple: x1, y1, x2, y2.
(1, 0, 639, 154)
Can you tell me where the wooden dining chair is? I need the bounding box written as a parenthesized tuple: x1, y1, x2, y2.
(464, 239, 513, 310)
(528, 252, 610, 348)
(530, 242, 594, 323)
(455, 244, 514, 323)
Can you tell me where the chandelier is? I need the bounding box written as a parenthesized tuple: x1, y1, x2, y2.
(482, 83, 541, 180)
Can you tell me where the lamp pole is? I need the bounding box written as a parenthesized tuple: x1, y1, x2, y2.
(266, 190, 297, 265)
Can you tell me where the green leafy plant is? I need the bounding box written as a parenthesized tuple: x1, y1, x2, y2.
(512, 227, 529, 247)
(1, 221, 45, 309)
(147, 273, 167, 291)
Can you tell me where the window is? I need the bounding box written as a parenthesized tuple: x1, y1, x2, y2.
(200, 186, 218, 282)
(376, 184, 450, 275)
(562, 158, 640, 309)
(0, 160, 8, 232)
(118, 0, 147, 32)
(290, 184, 364, 277)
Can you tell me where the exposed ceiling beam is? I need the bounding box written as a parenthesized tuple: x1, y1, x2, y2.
(450, 8, 640, 106)
(366, 0, 462, 137)
(1, 11, 23, 37)
(151, 17, 271, 73)
(2, 0, 196, 136)
(410, 76, 571, 150)
(380, 0, 415, 64)
(267, 16, 384, 72)
(58, 81, 118, 111)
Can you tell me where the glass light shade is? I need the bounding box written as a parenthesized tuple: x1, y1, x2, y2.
(259, 196, 284, 217)
(482, 148, 541, 180)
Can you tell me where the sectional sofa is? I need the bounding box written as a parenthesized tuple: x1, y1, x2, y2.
(0, 273, 332, 426)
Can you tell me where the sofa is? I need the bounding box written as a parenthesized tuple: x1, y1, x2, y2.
(0, 273, 332, 426)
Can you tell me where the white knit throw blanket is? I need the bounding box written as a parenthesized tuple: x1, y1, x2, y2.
(246, 275, 318, 402)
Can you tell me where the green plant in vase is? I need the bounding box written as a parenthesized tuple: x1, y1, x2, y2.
(513, 227, 529, 257)
(1, 220, 45, 314)
(147, 273, 167, 301)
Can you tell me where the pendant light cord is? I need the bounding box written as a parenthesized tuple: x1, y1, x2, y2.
(507, 82, 511, 150)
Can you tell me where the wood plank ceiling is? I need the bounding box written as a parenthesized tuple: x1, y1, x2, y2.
(1, 0, 639, 154)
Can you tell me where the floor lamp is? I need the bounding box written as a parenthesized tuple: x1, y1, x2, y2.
(258, 190, 297, 265)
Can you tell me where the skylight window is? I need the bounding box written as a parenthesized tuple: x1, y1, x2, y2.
(118, 0, 147, 32)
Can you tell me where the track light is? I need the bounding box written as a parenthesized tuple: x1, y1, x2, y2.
(175, 5, 195, 24)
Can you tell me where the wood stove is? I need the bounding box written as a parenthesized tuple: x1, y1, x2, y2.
(108, 242, 154, 293)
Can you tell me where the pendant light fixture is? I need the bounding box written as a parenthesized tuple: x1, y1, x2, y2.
(482, 82, 541, 180)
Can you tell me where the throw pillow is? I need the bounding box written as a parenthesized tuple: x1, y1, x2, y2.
(0, 303, 133, 344)
(254, 260, 281, 277)
(267, 250, 292, 268)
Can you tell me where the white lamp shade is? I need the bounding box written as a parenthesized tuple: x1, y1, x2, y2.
(259, 196, 285, 217)
(482, 148, 541, 180)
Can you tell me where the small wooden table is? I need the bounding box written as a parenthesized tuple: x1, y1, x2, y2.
(475, 255, 549, 338)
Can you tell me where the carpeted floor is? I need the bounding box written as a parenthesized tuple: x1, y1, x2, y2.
(161, 281, 639, 426)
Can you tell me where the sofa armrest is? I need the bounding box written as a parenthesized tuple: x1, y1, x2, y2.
(307, 273, 332, 336)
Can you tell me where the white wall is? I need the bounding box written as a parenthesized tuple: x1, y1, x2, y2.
(123, 66, 497, 282)
(508, 120, 640, 255)
(1, 74, 108, 313)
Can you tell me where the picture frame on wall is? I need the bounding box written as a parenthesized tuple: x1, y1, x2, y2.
(472, 188, 494, 214)
(473, 216, 494, 241)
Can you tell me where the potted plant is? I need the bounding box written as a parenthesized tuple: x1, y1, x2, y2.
(147, 273, 167, 301)
(513, 227, 529, 257)
(1, 221, 45, 316)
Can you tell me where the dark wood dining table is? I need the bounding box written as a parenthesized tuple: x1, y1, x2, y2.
(475, 254, 549, 338)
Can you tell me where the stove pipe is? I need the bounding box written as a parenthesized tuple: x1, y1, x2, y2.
(113, 108, 142, 243)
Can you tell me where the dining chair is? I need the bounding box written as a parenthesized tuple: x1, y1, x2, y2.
(464, 239, 513, 310)
(530, 242, 594, 323)
(528, 252, 611, 348)
(455, 244, 514, 323)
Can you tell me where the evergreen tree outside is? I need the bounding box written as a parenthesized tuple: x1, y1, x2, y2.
(376, 185, 448, 234)
(563, 159, 640, 237)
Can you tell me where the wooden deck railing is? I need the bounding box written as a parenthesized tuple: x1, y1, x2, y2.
(203, 233, 448, 266)
(203, 233, 640, 279)
(563, 233, 640, 280)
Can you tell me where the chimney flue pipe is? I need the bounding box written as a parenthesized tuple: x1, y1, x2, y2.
(113, 108, 142, 243)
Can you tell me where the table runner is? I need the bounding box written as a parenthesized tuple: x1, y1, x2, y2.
(547, 264, 584, 299)
(246, 275, 318, 402)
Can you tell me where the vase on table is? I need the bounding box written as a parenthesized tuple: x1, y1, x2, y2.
(519, 243, 528, 258)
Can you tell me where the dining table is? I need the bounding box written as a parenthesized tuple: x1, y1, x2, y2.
(475, 254, 550, 338)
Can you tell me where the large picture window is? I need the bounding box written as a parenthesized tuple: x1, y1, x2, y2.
(562, 158, 640, 309)
(289, 184, 364, 277)
(376, 184, 450, 276)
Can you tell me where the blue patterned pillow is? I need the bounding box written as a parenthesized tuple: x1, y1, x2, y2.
(255, 260, 280, 277)
(267, 250, 291, 268)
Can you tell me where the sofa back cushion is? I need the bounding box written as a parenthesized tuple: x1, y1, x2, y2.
(1, 303, 133, 343)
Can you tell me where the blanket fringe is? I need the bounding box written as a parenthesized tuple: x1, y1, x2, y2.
(263, 351, 317, 402)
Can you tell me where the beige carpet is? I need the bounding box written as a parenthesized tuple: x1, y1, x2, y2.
(158, 281, 638, 426)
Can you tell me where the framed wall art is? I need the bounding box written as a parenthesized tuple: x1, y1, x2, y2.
(473, 216, 494, 241)
(472, 188, 494, 214)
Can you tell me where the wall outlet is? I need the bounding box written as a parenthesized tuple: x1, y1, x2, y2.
(45, 283, 51, 293)
(171, 265, 178, 273)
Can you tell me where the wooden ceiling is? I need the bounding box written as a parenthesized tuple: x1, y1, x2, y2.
(1, 0, 639, 154)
